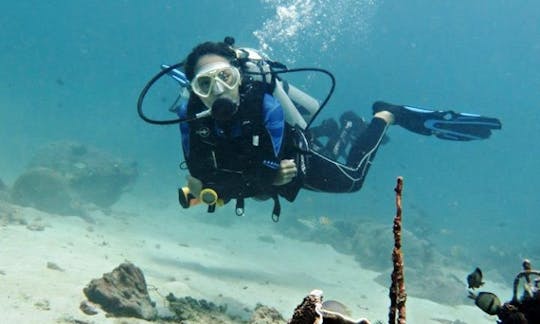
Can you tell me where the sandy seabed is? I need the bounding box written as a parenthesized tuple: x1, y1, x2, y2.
(0, 195, 506, 324)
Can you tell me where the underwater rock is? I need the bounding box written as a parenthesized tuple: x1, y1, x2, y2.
(290, 289, 371, 324)
(347, 221, 439, 271)
(163, 290, 365, 323)
(166, 293, 235, 323)
(28, 140, 138, 208)
(11, 167, 79, 215)
(165, 294, 287, 323)
(249, 304, 286, 323)
(289, 290, 323, 324)
(287, 218, 439, 271)
(282, 218, 473, 306)
(10, 141, 138, 215)
(83, 262, 157, 320)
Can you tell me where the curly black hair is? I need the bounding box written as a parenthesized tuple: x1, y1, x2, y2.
(184, 41, 237, 81)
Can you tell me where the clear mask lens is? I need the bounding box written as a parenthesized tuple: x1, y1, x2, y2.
(192, 66, 240, 98)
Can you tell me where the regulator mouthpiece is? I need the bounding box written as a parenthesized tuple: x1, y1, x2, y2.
(212, 98, 238, 121)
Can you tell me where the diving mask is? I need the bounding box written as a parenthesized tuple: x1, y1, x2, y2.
(191, 62, 241, 98)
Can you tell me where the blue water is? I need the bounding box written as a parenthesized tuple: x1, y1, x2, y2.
(1, 0, 539, 310)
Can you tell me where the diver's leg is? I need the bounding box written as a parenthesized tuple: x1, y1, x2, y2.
(307, 118, 339, 158)
(302, 152, 364, 193)
(346, 116, 390, 168)
(302, 114, 389, 193)
(326, 111, 368, 161)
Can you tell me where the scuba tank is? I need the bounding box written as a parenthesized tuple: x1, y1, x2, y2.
(233, 47, 321, 129)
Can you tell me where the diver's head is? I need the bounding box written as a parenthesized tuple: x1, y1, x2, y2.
(185, 41, 241, 121)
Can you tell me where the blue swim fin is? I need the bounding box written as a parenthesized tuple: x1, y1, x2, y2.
(373, 101, 502, 141)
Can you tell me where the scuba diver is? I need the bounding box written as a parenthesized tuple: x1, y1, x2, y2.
(137, 37, 502, 221)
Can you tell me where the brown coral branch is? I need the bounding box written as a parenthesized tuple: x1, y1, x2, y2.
(389, 176, 406, 324)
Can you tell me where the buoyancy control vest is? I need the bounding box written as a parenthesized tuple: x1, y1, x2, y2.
(179, 81, 302, 218)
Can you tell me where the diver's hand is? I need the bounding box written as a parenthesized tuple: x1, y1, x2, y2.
(186, 175, 203, 198)
(272, 159, 297, 186)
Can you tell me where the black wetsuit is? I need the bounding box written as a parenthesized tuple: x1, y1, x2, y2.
(303, 117, 389, 193)
(178, 81, 389, 210)
(179, 82, 302, 206)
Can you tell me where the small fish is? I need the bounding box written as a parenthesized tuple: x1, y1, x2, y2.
(467, 267, 484, 289)
(472, 292, 501, 315)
